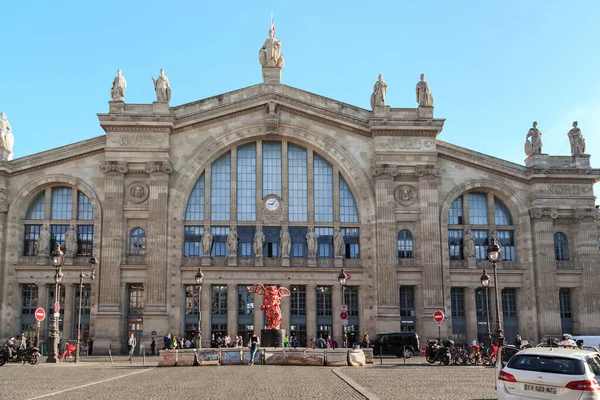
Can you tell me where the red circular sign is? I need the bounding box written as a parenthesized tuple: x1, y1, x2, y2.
(433, 310, 445, 324)
(34, 307, 46, 322)
(340, 311, 348, 320)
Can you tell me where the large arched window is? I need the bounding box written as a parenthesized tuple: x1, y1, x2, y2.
(129, 228, 147, 256)
(397, 230, 414, 259)
(554, 232, 569, 261)
(23, 187, 95, 257)
(447, 192, 516, 261)
(183, 141, 360, 261)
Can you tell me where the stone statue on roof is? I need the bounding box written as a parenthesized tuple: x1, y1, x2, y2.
(567, 121, 585, 155)
(152, 69, 171, 102)
(370, 74, 388, 109)
(110, 69, 127, 101)
(416, 74, 434, 107)
(259, 29, 285, 68)
(524, 121, 543, 156)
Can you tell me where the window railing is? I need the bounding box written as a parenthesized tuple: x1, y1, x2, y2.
(556, 261, 581, 270)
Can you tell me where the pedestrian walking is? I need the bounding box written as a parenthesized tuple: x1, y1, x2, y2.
(150, 338, 156, 355)
(283, 334, 290, 348)
(163, 333, 170, 350)
(127, 333, 137, 361)
(249, 332, 259, 365)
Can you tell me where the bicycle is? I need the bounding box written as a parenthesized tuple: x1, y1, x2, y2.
(57, 342, 76, 362)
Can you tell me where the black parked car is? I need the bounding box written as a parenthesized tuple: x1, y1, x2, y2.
(371, 332, 420, 358)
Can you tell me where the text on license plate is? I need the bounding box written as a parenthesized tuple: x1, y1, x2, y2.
(524, 384, 557, 394)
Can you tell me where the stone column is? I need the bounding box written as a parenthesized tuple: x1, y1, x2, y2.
(227, 283, 237, 337)
(144, 162, 171, 315)
(574, 210, 600, 332)
(306, 284, 317, 346)
(415, 285, 424, 336)
(253, 292, 264, 332)
(201, 284, 211, 348)
(280, 287, 291, 334)
(38, 284, 49, 343)
(63, 284, 76, 339)
(332, 284, 342, 344)
(465, 288, 477, 345)
(372, 169, 399, 331)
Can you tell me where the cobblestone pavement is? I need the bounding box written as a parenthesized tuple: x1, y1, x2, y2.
(0, 356, 497, 400)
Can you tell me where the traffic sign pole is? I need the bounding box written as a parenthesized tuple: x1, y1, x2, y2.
(433, 310, 445, 340)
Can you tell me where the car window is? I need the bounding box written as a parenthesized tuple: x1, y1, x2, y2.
(587, 356, 600, 376)
(507, 355, 585, 375)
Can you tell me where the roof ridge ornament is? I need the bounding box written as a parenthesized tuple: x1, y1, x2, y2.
(259, 16, 284, 85)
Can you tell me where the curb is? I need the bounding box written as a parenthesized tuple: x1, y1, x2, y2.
(332, 367, 381, 400)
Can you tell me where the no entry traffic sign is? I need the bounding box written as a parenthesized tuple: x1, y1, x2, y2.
(340, 311, 348, 320)
(433, 310, 445, 324)
(34, 307, 46, 322)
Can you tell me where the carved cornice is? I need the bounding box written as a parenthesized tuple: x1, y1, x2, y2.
(102, 126, 172, 133)
(145, 161, 173, 175)
(574, 209, 600, 220)
(100, 161, 128, 175)
(371, 165, 403, 177)
(371, 130, 441, 137)
(11, 148, 105, 177)
(281, 105, 371, 138)
(172, 106, 263, 134)
(415, 165, 441, 178)
(529, 208, 559, 219)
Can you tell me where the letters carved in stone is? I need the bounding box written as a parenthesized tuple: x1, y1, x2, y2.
(386, 138, 429, 150)
(394, 185, 417, 206)
(127, 182, 149, 204)
(120, 134, 161, 146)
(145, 161, 173, 175)
(100, 161, 128, 175)
(540, 185, 591, 195)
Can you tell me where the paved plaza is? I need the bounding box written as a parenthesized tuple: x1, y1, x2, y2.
(0, 356, 496, 400)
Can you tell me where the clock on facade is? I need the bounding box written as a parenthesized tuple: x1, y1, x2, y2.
(265, 197, 280, 211)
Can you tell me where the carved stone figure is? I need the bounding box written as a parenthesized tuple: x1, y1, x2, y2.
(265, 102, 280, 134)
(333, 228, 344, 257)
(370, 74, 388, 109)
(568, 121, 586, 155)
(464, 230, 475, 259)
(110, 69, 127, 101)
(259, 29, 285, 68)
(254, 226, 266, 256)
(248, 284, 291, 330)
(227, 225, 238, 256)
(416, 74, 434, 107)
(525, 121, 543, 156)
(280, 226, 291, 257)
(65, 225, 78, 256)
(152, 69, 171, 102)
(38, 225, 50, 256)
(306, 226, 317, 257)
(201, 226, 213, 256)
(0, 113, 14, 155)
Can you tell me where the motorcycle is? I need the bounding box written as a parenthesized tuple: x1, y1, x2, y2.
(426, 339, 453, 365)
(0, 342, 40, 366)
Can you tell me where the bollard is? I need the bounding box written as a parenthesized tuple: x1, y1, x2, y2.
(108, 342, 113, 364)
(140, 345, 145, 366)
(379, 344, 383, 365)
(403, 345, 406, 364)
(143, 347, 146, 366)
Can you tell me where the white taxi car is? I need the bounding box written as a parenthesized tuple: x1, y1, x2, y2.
(496, 346, 600, 399)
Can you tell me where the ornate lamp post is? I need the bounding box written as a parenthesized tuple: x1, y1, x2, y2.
(195, 268, 204, 349)
(487, 235, 504, 346)
(47, 245, 64, 363)
(338, 268, 348, 348)
(74, 257, 96, 363)
(480, 269, 493, 347)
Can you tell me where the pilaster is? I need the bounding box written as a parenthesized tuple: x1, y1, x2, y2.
(227, 283, 237, 337)
(63, 284, 76, 339)
(306, 284, 317, 345)
(280, 288, 291, 334)
(574, 209, 600, 332)
(332, 284, 342, 344)
(465, 288, 477, 346)
(201, 284, 211, 348)
(253, 291, 264, 332)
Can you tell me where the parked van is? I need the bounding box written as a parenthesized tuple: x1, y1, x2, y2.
(571, 335, 600, 349)
(371, 332, 420, 358)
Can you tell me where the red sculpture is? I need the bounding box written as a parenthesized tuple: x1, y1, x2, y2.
(248, 284, 290, 330)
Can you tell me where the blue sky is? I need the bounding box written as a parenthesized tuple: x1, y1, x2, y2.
(2, 1, 599, 197)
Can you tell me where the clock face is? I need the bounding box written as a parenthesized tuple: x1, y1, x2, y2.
(265, 198, 280, 211)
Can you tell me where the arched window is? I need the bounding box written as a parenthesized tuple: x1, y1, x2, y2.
(130, 228, 146, 256)
(447, 192, 516, 261)
(397, 230, 414, 259)
(554, 232, 569, 261)
(23, 187, 95, 257)
(183, 141, 360, 261)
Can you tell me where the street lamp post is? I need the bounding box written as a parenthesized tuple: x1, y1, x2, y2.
(338, 268, 348, 348)
(47, 245, 64, 363)
(487, 235, 504, 346)
(480, 269, 493, 347)
(195, 268, 204, 349)
(74, 257, 96, 363)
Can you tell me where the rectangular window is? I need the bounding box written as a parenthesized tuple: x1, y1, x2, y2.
(238, 286, 254, 315)
(291, 285, 306, 316)
(128, 285, 144, 315)
(472, 230, 489, 260)
(51, 187, 73, 220)
(448, 197, 463, 225)
(313, 154, 333, 222)
(184, 285, 199, 316)
(339, 176, 359, 223)
(23, 225, 42, 256)
(185, 174, 205, 221)
(262, 142, 282, 197)
(502, 289, 518, 319)
(290, 226, 308, 258)
(288, 145, 308, 222)
(560, 287, 573, 334)
(211, 226, 230, 257)
(263, 226, 281, 258)
(210, 152, 231, 221)
(77, 225, 94, 256)
(50, 225, 69, 251)
(183, 226, 203, 257)
(451, 287, 466, 344)
(344, 286, 359, 317)
(21, 284, 38, 314)
(237, 226, 255, 258)
(468, 193, 488, 225)
(316, 227, 333, 259)
(448, 229, 464, 260)
(497, 230, 516, 261)
(211, 285, 228, 315)
(399, 286, 415, 317)
(77, 192, 93, 220)
(73, 284, 92, 340)
(26, 194, 45, 220)
(342, 228, 360, 259)
(316, 286, 332, 316)
(475, 288, 491, 343)
(237, 143, 256, 221)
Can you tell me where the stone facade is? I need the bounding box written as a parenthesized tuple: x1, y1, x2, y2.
(1, 67, 599, 354)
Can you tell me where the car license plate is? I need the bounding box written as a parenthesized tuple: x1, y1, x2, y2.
(524, 383, 557, 394)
